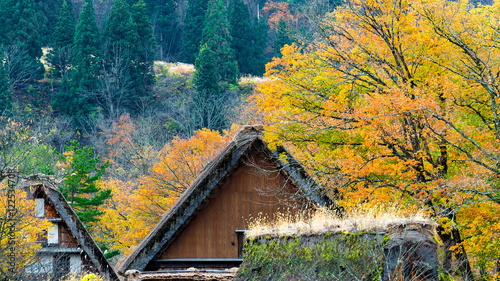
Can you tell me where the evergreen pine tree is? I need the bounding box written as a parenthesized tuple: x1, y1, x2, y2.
(59, 141, 111, 225)
(229, 0, 253, 75)
(274, 17, 293, 58)
(193, 45, 224, 130)
(0, 48, 11, 115)
(53, 0, 101, 121)
(201, 0, 239, 85)
(48, 0, 75, 78)
(144, 0, 179, 60)
(0, 0, 44, 78)
(180, 0, 209, 63)
(37, 0, 64, 46)
(104, 0, 138, 54)
(131, 0, 156, 99)
(229, 0, 268, 76)
(248, 16, 268, 76)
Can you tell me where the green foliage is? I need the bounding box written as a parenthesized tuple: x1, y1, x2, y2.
(36, 0, 66, 46)
(104, 0, 137, 53)
(229, 0, 268, 76)
(274, 17, 293, 58)
(248, 16, 269, 76)
(130, 0, 156, 103)
(201, 0, 239, 85)
(235, 233, 384, 281)
(52, 0, 75, 48)
(0, 0, 42, 60)
(53, 0, 100, 122)
(0, 48, 11, 115)
(0, 0, 44, 80)
(48, 0, 75, 79)
(59, 140, 111, 225)
(193, 45, 225, 130)
(100, 0, 156, 114)
(144, 0, 180, 60)
(18, 144, 57, 175)
(180, 0, 209, 63)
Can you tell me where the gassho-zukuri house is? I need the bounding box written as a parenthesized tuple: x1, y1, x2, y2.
(19, 174, 119, 280)
(117, 125, 338, 280)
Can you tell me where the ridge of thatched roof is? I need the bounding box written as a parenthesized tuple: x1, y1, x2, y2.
(117, 125, 338, 274)
(20, 174, 119, 281)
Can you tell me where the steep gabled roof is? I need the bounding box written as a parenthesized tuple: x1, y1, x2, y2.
(118, 125, 338, 274)
(20, 174, 119, 281)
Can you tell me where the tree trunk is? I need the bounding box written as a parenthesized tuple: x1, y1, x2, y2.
(437, 226, 453, 274)
(451, 228, 475, 281)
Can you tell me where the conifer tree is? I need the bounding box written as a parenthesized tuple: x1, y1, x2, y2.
(0, 48, 11, 115)
(274, 17, 293, 58)
(248, 16, 268, 76)
(193, 45, 224, 130)
(131, 0, 156, 99)
(53, 0, 101, 121)
(180, 0, 209, 63)
(229, 0, 268, 76)
(144, 0, 179, 60)
(102, 0, 155, 114)
(201, 0, 239, 85)
(37, 0, 64, 46)
(59, 141, 111, 225)
(48, 0, 75, 78)
(0, 0, 44, 78)
(104, 0, 137, 55)
(229, 0, 253, 75)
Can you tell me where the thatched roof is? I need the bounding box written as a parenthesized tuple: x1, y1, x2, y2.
(118, 125, 338, 275)
(19, 174, 119, 281)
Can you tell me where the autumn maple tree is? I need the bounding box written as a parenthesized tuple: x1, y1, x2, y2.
(253, 0, 500, 278)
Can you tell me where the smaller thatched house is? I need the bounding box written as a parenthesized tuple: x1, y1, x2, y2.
(19, 174, 119, 281)
(118, 125, 339, 280)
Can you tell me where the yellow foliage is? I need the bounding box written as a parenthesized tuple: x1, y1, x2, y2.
(250, 0, 500, 277)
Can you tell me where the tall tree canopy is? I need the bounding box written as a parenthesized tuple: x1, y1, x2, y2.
(0, 0, 43, 60)
(180, 0, 209, 63)
(48, 0, 75, 78)
(229, 0, 268, 76)
(53, 0, 101, 122)
(144, 0, 179, 60)
(0, 0, 44, 81)
(274, 16, 292, 58)
(200, 0, 239, 85)
(254, 0, 500, 278)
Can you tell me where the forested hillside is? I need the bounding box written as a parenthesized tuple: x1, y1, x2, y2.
(1, 0, 500, 279)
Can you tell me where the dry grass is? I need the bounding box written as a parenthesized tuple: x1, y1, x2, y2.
(246, 204, 431, 238)
(154, 61, 195, 76)
(239, 75, 269, 85)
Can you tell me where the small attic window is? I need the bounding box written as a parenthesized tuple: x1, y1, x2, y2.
(35, 198, 44, 218)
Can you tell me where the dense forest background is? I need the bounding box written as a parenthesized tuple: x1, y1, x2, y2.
(1, 0, 500, 279)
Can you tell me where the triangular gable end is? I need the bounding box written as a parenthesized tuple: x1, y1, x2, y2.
(118, 125, 338, 276)
(20, 175, 119, 281)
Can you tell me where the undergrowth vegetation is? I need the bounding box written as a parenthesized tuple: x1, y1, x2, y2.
(235, 233, 385, 281)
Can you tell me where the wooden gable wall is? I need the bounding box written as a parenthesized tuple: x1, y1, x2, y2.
(158, 153, 309, 260)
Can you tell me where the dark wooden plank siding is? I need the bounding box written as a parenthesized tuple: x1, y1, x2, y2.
(45, 200, 58, 218)
(59, 222, 78, 248)
(161, 156, 307, 259)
